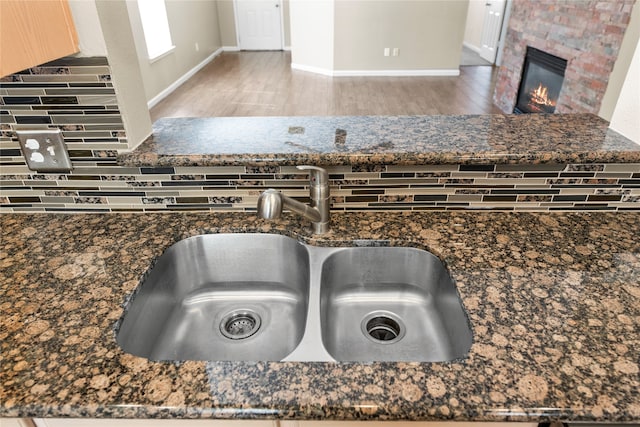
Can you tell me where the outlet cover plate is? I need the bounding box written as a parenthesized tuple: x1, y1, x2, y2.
(17, 129, 73, 172)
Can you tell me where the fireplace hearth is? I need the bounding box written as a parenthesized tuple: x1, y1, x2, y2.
(514, 47, 567, 114)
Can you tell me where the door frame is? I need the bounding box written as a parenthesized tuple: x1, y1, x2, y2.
(494, 0, 512, 66)
(233, 0, 285, 50)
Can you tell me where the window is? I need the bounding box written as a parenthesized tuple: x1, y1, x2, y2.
(137, 0, 174, 61)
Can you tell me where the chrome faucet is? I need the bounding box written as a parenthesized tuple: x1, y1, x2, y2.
(257, 165, 330, 234)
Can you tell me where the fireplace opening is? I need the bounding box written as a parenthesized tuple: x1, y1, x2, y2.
(514, 47, 567, 114)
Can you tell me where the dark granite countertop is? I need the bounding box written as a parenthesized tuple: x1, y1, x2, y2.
(1, 211, 639, 422)
(118, 114, 640, 167)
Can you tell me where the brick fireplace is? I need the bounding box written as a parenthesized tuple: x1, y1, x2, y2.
(494, 0, 635, 114)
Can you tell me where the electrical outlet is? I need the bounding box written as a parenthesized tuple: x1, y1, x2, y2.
(393, 48, 399, 56)
(17, 129, 73, 172)
(195, 42, 200, 52)
(384, 47, 390, 57)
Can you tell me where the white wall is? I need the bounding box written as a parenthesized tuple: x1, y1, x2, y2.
(599, 0, 639, 124)
(290, 0, 335, 74)
(67, 0, 108, 56)
(609, 36, 640, 144)
(94, 0, 153, 149)
(127, 0, 223, 104)
(291, 0, 468, 75)
(463, 0, 485, 52)
(217, 0, 238, 48)
(333, 0, 468, 73)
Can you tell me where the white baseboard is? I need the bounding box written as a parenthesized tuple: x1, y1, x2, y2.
(333, 69, 460, 77)
(147, 47, 223, 109)
(224, 46, 290, 52)
(291, 63, 460, 77)
(463, 41, 482, 54)
(222, 46, 289, 52)
(290, 63, 334, 76)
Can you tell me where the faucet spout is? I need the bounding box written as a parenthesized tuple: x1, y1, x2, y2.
(257, 166, 330, 234)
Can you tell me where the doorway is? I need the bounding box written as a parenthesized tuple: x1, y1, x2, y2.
(235, 0, 284, 50)
(479, 0, 507, 63)
(461, 0, 509, 66)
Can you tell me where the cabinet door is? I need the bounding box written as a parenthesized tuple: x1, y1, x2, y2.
(0, 0, 79, 77)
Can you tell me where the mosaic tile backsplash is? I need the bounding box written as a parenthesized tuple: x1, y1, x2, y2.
(1, 162, 639, 213)
(1, 57, 639, 213)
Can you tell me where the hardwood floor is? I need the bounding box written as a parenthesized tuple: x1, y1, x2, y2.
(150, 51, 502, 122)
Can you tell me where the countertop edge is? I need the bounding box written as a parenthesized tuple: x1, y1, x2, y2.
(116, 114, 640, 168)
(117, 150, 640, 168)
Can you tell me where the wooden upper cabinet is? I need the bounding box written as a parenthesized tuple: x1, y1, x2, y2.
(0, 0, 79, 77)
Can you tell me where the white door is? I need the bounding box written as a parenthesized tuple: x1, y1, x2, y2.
(479, 0, 506, 63)
(235, 0, 283, 50)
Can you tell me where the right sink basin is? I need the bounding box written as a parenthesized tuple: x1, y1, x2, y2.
(319, 247, 473, 362)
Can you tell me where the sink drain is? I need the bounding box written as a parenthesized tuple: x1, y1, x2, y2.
(220, 310, 262, 340)
(361, 311, 405, 344)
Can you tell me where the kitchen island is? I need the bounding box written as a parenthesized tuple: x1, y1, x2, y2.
(1, 210, 638, 423)
(112, 113, 640, 214)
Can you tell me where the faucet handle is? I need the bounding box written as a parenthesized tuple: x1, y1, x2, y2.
(297, 165, 328, 186)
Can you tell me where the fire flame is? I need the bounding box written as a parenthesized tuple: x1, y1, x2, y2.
(529, 83, 556, 107)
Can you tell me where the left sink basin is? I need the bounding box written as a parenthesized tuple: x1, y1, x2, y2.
(116, 234, 310, 361)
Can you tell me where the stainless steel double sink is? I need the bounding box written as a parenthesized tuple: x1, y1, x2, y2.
(116, 234, 472, 362)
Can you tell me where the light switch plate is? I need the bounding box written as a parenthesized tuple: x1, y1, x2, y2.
(17, 129, 73, 172)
